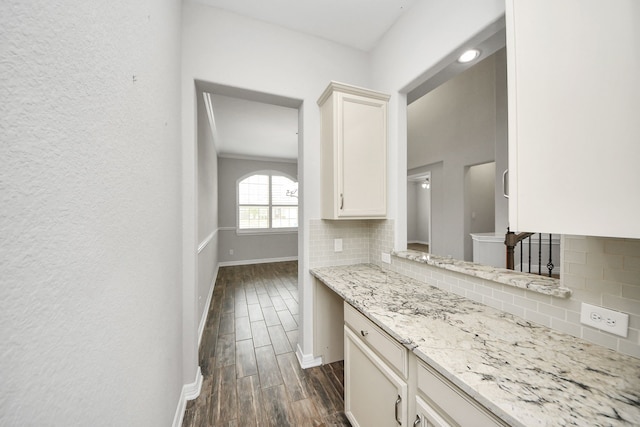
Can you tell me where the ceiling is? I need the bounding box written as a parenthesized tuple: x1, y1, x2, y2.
(193, 0, 417, 52)
(196, 0, 418, 162)
(205, 93, 299, 162)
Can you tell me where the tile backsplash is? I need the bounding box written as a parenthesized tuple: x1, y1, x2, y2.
(309, 219, 640, 358)
(561, 236, 640, 357)
(308, 219, 372, 268)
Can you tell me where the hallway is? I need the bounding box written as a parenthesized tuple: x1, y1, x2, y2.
(182, 262, 350, 426)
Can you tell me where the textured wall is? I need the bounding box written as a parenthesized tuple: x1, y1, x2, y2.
(0, 1, 183, 425)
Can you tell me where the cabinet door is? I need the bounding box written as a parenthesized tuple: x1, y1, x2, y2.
(344, 327, 407, 427)
(413, 396, 452, 427)
(417, 360, 506, 427)
(338, 93, 387, 218)
(505, 0, 640, 238)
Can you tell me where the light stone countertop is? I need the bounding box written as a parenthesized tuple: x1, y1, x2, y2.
(393, 250, 571, 298)
(310, 263, 640, 427)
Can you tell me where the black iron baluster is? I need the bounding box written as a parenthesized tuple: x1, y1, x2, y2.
(520, 238, 523, 272)
(547, 234, 554, 277)
(528, 236, 532, 273)
(538, 234, 542, 275)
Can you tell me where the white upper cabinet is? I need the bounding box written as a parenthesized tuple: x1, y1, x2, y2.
(505, 0, 640, 238)
(318, 82, 389, 219)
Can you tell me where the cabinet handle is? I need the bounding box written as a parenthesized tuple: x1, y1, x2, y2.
(395, 395, 402, 425)
(340, 193, 344, 210)
(502, 169, 509, 199)
(360, 330, 368, 337)
(413, 415, 421, 426)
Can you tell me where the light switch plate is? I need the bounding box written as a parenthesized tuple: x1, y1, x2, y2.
(580, 302, 629, 337)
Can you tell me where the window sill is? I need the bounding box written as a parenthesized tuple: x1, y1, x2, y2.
(236, 228, 298, 236)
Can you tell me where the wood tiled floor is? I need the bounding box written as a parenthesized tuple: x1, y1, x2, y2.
(407, 243, 429, 253)
(182, 261, 350, 427)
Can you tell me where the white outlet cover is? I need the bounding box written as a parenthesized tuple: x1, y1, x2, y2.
(334, 238, 343, 252)
(381, 252, 391, 264)
(580, 302, 629, 338)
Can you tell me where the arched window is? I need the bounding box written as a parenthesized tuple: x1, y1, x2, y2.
(238, 173, 298, 230)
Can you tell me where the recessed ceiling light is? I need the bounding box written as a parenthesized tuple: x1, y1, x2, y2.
(458, 49, 480, 63)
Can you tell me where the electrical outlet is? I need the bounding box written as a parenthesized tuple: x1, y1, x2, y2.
(229, 249, 234, 255)
(580, 303, 629, 337)
(381, 252, 391, 264)
(334, 238, 343, 252)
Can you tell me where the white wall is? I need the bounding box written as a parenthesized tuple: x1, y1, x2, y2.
(416, 185, 431, 245)
(408, 181, 431, 245)
(406, 52, 502, 260)
(407, 182, 418, 242)
(468, 163, 496, 235)
(217, 157, 298, 264)
(465, 162, 496, 260)
(197, 90, 219, 336)
(181, 1, 371, 365)
(1, 1, 183, 425)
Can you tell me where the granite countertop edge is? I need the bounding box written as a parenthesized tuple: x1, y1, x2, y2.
(310, 263, 640, 427)
(392, 249, 572, 298)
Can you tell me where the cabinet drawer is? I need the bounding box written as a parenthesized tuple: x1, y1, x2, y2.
(344, 302, 408, 377)
(417, 360, 506, 427)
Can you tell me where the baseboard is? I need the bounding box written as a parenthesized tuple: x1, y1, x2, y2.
(219, 256, 298, 267)
(172, 367, 203, 427)
(198, 264, 219, 347)
(296, 343, 323, 369)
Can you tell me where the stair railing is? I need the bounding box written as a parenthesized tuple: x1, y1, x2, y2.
(504, 228, 556, 277)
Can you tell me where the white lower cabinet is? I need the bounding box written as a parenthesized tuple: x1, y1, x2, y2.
(416, 360, 506, 427)
(344, 327, 408, 427)
(344, 302, 408, 426)
(343, 302, 506, 427)
(413, 395, 452, 427)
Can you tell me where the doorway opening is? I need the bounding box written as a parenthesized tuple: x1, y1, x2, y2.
(464, 161, 496, 261)
(407, 172, 431, 254)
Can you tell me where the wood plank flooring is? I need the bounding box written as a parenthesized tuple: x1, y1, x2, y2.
(182, 261, 350, 427)
(407, 243, 429, 253)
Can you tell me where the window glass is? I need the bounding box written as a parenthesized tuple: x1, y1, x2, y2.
(239, 174, 269, 205)
(272, 206, 298, 228)
(239, 206, 269, 229)
(271, 176, 298, 206)
(238, 173, 298, 230)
